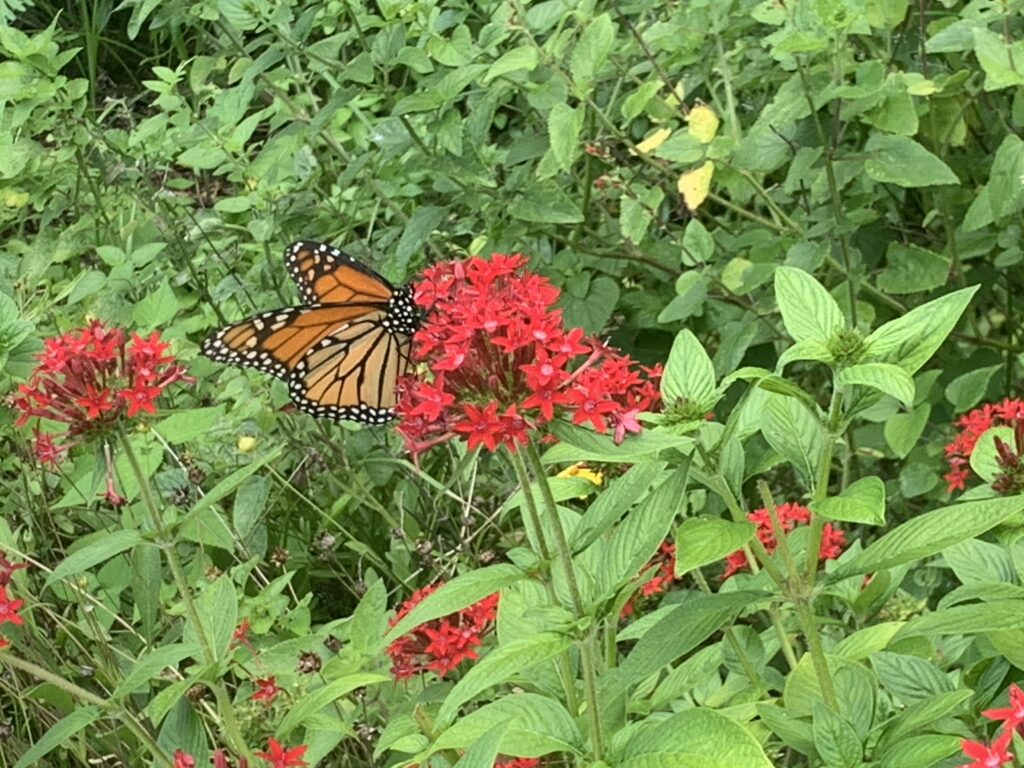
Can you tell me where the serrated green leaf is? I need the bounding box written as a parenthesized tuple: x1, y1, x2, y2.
(674, 517, 755, 575)
(570, 14, 613, 95)
(864, 134, 959, 187)
(837, 363, 916, 408)
(829, 496, 1024, 579)
(45, 529, 145, 588)
(774, 266, 845, 344)
(812, 476, 886, 525)
(661, 330, 718, 410)
(548, 102, 582, 172)
(863, 286, 978, 374)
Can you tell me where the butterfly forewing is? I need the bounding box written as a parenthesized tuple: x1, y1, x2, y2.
(286, 241, 394, 305)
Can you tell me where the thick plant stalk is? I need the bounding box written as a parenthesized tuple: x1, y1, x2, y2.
(524, 440, 605, 761)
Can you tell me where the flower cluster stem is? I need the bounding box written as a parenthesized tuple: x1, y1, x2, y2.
(507, 447, 579, 716)
(524, 441, 605, 761)
(118, 431, 251, 757)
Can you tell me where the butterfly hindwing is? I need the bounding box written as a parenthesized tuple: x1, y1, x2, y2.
(287, 313, 412, 424)
(285, 240, 395, 305)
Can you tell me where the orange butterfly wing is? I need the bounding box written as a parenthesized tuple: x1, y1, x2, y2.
(285, 241, 394, 305)
(201, 242, 419, 423)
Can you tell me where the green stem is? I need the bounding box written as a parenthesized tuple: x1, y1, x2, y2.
(118, 432, 251, 757)
(523, 441, 605, 761)
(0, 651, 172, 767)
(118, 432, 215, 666)
(507, 448, 579, 716)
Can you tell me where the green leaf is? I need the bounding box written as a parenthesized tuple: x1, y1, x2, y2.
(973, 28, 1024, 91)
(572, 462, 668, 552)
(154, 407, 224, 444)
(619, 708, 773, 766)
(620, 186, 664, 244)
(870, 652, 955, 703)
(548, 102, 582, 172)
(113, 643, 200, 699)
(862, 286, 978, 374)
(560, 275, 620, 334)
(813, 703, 862, 768)
(811, 476, 886, 526)
(945, 365, 1000, 412)
(233, 475, 268, 540)
(278, 673, 390, 735)
(969, 425, 1015, 482)
(510, 182, 583, 224)
(674, 517, 755, 575)
(45, 529, 144, 588)
(762, 393, 823, 489)
(132, 279, 180, 330)
(599, 464, 690, 598)
(436, 632, 572, 728)
(884, 403, 930, 459)
(13, 706, 102, 768)
(893, 600, 1024, 641)
(877, 690, 973, 751)
(432, 693, 582, 755)
(395, 206, 445, 270)
(570, 13, 614, 95)
(828, 496, 1024, 579)
(864, 134, 959, 187)
(878, 243, 951, 294)
(836, 363, 916, 408)
(604, 592, 764, 703)
(987, 135, 1024, 220)
(682, 219, 715, 263)
(385, 564, 524, 641)
(945, 538, 1017, 585)
(774, 266, 845, 344)
(542, 423, 693, 464)
(877, 735, 960, 768)
(661, 330, 718, 410)
(185, 445, 284, 520)
(483, 46, 538, 83)
(454, 723, 510, 768)
(184, 576, 237, 662)
(350, 579, 388, 656)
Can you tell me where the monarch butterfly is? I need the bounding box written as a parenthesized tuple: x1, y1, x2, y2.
(201, 241, 419, 424)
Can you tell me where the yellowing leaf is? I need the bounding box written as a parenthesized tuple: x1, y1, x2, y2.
(632, 127, 672, 155)
(237, 436, 257, 453)
(687, 104, 720, 144)
(2, 189, 30, 208)
(665, 80, 686, 108)
(678, 161, 714, 211)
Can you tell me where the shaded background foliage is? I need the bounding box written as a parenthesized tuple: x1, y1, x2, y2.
(1, 0, 1023, 764)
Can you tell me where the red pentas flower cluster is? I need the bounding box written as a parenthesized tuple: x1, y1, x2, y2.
(0, 553, 27, 648)
(621, 541, 679, 618)
(174, 739, 306, 768)
(945, 398, 1024, 494)
(12, 321, 193, 465)
(395, 255, 661, 456)
(386, 583, 499, 680)
(957, 683, 1024, 767)
(722, 503, 846, 579)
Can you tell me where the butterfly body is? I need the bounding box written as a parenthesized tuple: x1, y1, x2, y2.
(202, 241, 418, 424)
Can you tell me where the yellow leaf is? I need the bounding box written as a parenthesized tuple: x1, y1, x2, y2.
(237, 435, 257, 453)
(665, 80, 686, 108)
(687, 104, 720, 144)
(2, 189, 30, 208)
(677, 161, 714, 211)
(631, 127, 672, 155)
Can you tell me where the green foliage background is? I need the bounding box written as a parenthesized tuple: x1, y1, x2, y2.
(2, 0, 1024, 765)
